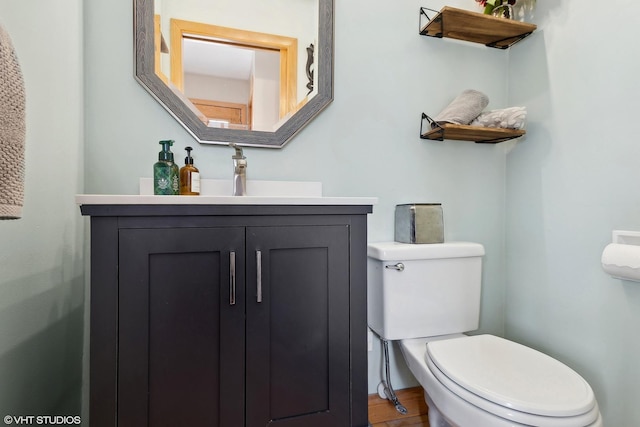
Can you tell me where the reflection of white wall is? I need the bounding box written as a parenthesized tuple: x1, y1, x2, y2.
(184, 73, 250, 104)
(252, 50, 280, 131)
(184, 49, 280, 130)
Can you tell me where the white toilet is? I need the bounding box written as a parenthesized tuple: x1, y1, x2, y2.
(367, 241, 603, 427)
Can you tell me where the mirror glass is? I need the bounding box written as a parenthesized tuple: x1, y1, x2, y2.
(135, 0, 334, 148)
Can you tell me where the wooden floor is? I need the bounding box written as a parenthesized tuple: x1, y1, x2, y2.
(368, 387, 430, 427)
(371, 414, 430, 427)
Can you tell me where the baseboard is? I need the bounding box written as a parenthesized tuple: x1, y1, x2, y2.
(367, 386, 428, 424)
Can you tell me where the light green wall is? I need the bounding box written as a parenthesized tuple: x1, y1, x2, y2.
(0, 0, 84, 420)
(506, 2, 640, 425)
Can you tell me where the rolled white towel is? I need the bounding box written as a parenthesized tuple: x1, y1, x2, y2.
(470, 106, 527, 130)
(434, 89, 489, 125)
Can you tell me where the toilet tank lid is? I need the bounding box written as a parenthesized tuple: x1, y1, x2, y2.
(367, 241, 485, 261)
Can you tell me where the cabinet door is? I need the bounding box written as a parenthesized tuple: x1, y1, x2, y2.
(117, 227, 245, 427)
(245, 225, 351, 427)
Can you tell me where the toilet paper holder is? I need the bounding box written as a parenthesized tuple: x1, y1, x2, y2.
(601, 230, 640, 283)
(612, 230, 640, 245)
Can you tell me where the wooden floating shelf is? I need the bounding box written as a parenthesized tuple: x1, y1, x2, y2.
(420, 6, 537, 49)
(421, 122, 525, 144)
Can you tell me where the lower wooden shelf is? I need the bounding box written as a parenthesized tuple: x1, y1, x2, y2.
(421, 113, 525, 144)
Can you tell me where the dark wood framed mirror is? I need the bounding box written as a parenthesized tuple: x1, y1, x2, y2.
(134, 0, 334, 148)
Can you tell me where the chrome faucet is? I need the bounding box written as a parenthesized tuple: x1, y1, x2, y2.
(230, 143, 247, 196)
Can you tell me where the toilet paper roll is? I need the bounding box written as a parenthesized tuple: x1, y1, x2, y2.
(601, 243, 640, 282)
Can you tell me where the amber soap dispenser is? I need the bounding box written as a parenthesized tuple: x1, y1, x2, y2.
(180, 146, 200, 195)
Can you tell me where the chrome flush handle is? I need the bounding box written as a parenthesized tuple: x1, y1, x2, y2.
(385, 263, 405, 272)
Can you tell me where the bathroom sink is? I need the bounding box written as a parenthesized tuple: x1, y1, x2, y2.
(139, 178, 323, 197)
(75, 179, 378, 206)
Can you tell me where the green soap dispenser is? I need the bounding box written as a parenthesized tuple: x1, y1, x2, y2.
(153, 140, 179, 195)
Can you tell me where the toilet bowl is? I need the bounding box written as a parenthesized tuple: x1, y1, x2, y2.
(401, 335, 603, 427)
(367, 241, 603, 427)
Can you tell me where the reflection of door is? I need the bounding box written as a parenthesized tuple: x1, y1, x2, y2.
(190, 98, 249, 127)
(170, 19, 297, 119)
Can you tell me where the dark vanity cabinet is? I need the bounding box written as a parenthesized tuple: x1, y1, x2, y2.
(80, 203, 372, 427)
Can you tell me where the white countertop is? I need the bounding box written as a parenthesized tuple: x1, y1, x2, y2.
(77, 180, 377, 206)
(76, 194, 378, 206)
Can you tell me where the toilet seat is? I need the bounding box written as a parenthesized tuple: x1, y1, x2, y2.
(425, 335, 599, 426)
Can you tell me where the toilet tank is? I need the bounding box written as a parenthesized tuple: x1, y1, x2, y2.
(367, 241, 485, 341)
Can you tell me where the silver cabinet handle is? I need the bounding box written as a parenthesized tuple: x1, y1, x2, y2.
(229, 251, 236, 306)
(385, 263, 405, 272)
(256, 250, 262, 303)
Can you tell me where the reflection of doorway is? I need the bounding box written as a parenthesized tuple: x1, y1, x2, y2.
(169, 19, 297, 130)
